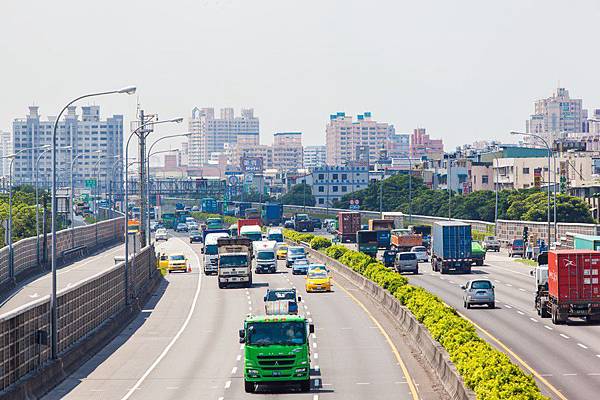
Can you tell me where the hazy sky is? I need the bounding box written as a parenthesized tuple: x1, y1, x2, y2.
(2, 0, 600, 154)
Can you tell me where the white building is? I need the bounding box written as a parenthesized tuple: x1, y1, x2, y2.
(12, 106, 123, 189)
(326, 112, 395, 166)
(273, 132, 303, 172)
(0, 130, 12, 178)
(188, 107, 259, 167)
(526, 87, 588, 141)
(303, 145, 326, 170)
(388, 133, 410, 159)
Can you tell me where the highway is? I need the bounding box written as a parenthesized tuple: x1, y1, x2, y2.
(42, 233, 447, 400)
(407, 250, 600, 400)
(0, 243, 124, 313)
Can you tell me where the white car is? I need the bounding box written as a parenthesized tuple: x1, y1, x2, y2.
(155, 228, 168, 241)
(410, 246, 428, 262)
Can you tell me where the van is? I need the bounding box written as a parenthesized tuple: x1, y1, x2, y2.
(509, 239, 525, 258)
(204, 232, 230, 274)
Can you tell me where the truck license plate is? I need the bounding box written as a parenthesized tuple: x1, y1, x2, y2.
(272, 371, 281, 376)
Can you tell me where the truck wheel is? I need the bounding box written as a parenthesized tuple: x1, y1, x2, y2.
(300, 379, 311, 392)
(476, 260, 483, 266)
(552, 308, 564, 325)
(414, 268, 419, 275)
(244, 380, 255, 393)
(218, 282, 225, 289)
(488, 302, 495, 309)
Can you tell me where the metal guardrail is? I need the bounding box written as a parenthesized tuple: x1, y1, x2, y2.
(0, 245, 156, 393)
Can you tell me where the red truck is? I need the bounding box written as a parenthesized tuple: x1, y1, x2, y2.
(237, 218, 261, 235)
(337, 212, 361, 243)
(534, 250, 600, 324)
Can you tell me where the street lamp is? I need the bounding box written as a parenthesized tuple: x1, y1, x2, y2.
(36, 145, 70, 266)
(2, 144, 51, 278)
(123, 117, 183, 306)
(146, 132, 191, 243)
(511, 131, 553, 245)
(70, 149, 103, 247)
(50, 85, 136, 360)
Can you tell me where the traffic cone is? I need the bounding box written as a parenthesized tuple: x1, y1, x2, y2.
(187, 266, 192, 273)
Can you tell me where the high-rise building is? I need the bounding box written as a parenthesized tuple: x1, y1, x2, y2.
(409, 128, 444, 160)
(326, 112, 395, 166)
(12, 106, 123, 189)
(0, 130, 13, 178)
(188, 107, 259, 167)
(273, 132, 303, 172)
(388, 133, 410, 159)
(303, 145, 327, 170)
(526, 87, 587, 139)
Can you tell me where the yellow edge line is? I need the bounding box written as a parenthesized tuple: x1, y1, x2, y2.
(456, 311, 567, 400)
(334, 278, 420, 400)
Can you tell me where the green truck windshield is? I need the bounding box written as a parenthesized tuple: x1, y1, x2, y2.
(242, 233, 262, 242)
(220, 255, 248, 266)
(247, 322, 306, 346)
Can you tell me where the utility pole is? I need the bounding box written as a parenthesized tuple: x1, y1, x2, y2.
(138, 110, 149, 248)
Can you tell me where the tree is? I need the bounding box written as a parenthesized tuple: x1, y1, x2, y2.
(280, 184, 316, 207)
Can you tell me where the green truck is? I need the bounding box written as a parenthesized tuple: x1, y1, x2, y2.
(239, 315, 314, 393)
(471, 241, 486, 266)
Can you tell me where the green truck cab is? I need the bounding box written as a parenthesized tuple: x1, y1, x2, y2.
(239, 315, 314, 393)
(471, 241, 486, 266)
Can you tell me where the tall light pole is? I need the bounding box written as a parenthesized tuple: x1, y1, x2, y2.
(50, 85, 136, 360)
(70, 149, 102, 247)
(511, 131, 552, 245)
(36, 145, 68, 266)
(146, 133, 191, 244)
(407, 157, 413, 224)
(447, 154, 452, 220)
(2, 144, 51, 278)
(123, 117, 183, 306)
(494, 154, 499, 235)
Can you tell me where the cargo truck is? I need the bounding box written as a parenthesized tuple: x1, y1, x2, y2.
(245, 208, 261, 220)
(238, 218, 262, 234)
(240, 225, 263, 242)
(217, 237, 253, 288)
(390, 229, 422, 251)
(572, 233, 600, 250)
(254, 240, 277, 273)
(263, 203, 283, 226)
(356, 230, 379, 257)
(293, 214, 314, 232)
(533, 250, 600, 324)
(431, 221, 473, 274)
(239, 315, 313, 393)
(337, 212, 361, 243)
(368, 219, 395, 231)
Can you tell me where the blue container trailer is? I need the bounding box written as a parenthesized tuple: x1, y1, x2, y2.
(431, 221, 473, 274)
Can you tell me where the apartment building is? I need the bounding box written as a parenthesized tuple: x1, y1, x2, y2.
(409, 128, 444, 160)
(12, 106, 123, 189)
(0, 130, 12, 178)
(188, 107, 259, 167)
(273, 132, 303, 172)
(388, 133, 410, 159)
(303, 145, 326, 170)
(526, 87, 587, 140)
(309, 165, 369, 206)
(326, 112, 395, 166)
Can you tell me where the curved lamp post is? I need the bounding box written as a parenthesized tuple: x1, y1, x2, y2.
(50, 85, 136, 360)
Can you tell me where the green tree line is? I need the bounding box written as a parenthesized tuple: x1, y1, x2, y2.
(330, 174, 594, 223)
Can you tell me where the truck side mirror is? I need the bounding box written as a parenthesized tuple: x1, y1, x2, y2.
(309, 324, 315, 334)
(460, 285, 466, 290)
(263, 296, 267, 302)
(239, 329, 245, 343)
(297, 296, 302, 302)
(530, 270, 534, 276)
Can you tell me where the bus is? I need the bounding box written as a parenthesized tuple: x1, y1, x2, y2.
(162, 213, 177, 229)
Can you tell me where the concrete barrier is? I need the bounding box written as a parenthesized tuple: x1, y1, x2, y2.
(0, 244, 158, 399)
(302, 245, 476, 400)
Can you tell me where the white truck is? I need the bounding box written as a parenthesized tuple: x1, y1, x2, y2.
(217, 237, 253, 289)
(253, 240, 277, 274)
(203, 232, 230, 275)
(240, 225, 263, 242)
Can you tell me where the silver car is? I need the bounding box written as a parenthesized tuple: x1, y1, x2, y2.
(395, 252, 418, 274)
(410, 246, 428, 262)
(462, 279, 495, 309)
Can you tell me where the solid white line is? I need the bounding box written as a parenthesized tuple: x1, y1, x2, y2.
(120, 238, 202, 400)
(560, 334, 570, 339)
(578, 343, 588, 349)
(224, 380, 231, 389)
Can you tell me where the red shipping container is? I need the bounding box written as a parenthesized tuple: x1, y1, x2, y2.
(548, 250, 600, 302)
(237, 218, 261, 235)
(338, 212, 361, 235)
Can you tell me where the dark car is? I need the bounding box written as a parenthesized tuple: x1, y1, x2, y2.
(283, 219, 294, 229)
(292, 258, 310, 275)
(189, 230, 202, 243)
(175, 223, 189, 232)
(311, 218, 322, 230)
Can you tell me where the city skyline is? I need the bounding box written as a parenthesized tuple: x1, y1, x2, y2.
(2, 0, 600, 152)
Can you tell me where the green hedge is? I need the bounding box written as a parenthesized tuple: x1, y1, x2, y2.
(283, 229, 315, 244)
(290, 238, 547, 399)
(310, 236, 332, 250)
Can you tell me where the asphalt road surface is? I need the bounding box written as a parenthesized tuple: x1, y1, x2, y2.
(408, 250, 600, 400)
(42, 234, 446, 400)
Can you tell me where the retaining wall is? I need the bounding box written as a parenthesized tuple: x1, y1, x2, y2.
(0, 216, 125, 290)
(0, 244, 156, 395)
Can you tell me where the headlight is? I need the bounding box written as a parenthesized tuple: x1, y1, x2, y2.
(247, 369, 259, 377)
(295, 367, 307, 373)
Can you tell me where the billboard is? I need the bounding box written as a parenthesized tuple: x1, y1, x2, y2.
(241, 156, 263, 173)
